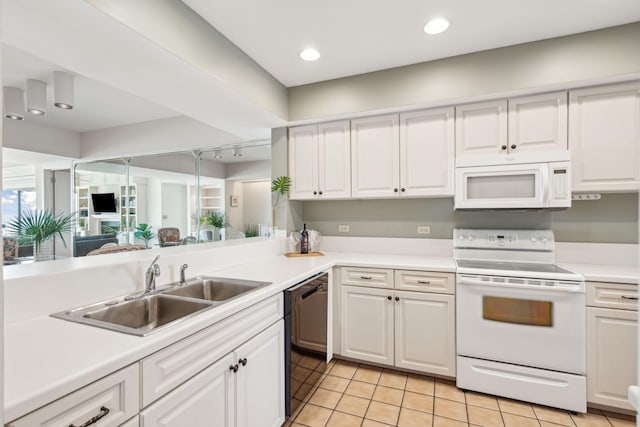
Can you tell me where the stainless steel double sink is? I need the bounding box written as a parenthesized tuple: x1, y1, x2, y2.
(51, 277, 270, 336)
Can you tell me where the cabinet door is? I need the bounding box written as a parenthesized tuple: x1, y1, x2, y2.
(570, 82, 640, 192)
(120, 416, 139, 427)
(351, 114, 400, 198)
(289, 125, 318, 200)
(395, 291, 455, 376)
(400, 107, 454, 196)
(340, 286, 394, 366)
(508, 92, 568, 153)
(455, 100, 508, 158)
(141, 353, 236, 427)
(236, 320, 285, 427)
(586, 307, 638, 410)
(318, 121, 351, 199)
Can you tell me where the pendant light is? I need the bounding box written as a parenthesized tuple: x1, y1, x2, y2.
(26, 79, 47, 115)
(3, 87, 25, 120)
(54, 71, 74, 109)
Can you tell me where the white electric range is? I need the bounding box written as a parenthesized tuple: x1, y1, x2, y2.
(454, 229, 587, 413)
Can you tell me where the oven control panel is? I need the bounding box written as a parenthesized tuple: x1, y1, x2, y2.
(453, 229, 554, 250)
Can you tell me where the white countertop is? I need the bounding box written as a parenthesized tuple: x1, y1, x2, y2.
(4, 251, 454, 422)
(4, 249, 636, 421)
(559, 262, 639, 284)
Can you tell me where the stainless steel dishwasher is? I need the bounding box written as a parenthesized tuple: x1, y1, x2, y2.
(284, 272, 328, 416)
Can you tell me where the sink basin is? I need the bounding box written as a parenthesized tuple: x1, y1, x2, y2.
(164, 276, 269, 302)
(52, 294, 213, 336)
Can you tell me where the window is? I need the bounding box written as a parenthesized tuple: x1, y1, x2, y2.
(2, 189, 37, 234)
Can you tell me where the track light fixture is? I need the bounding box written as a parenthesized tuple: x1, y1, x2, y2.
(233, 146, 242, 157)
(214, 150, 222, 159)
(26, 79, 47, 115)
(54, 71, 74, 109)
(3, 87, 25, 120)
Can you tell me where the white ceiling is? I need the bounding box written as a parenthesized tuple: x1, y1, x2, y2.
(183, 0, 640, 87)
(2, 45, 181, 133)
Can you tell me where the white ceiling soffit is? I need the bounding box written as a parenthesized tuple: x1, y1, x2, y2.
(2, 0, 283, 140)
(183, 0, 640, 87)
(2, 45, 180, 133)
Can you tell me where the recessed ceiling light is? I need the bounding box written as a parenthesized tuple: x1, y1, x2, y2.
(300, 48, 320, 61)
(424, 18, 450, 35)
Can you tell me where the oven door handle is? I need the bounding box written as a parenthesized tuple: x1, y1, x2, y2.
(458, 276, 583, 293)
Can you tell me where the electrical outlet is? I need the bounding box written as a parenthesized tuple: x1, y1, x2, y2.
(417, 226, 431, 235)
(338, 225, 350, 233)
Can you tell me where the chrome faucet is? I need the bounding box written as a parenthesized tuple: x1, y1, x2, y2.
(145, 255, 161, 293)
(179, 264, 188, 285)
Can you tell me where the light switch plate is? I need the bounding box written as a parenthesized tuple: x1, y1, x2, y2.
(338, 225, 350, 233)
(417, 226, 430, 235)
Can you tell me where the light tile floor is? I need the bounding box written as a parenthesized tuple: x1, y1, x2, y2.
(285, 358, 636, 427)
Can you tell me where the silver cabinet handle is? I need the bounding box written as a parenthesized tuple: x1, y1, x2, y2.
(69, 406, 110, 427)
(621, 295, 639, 300)
(360, 276, 372, 280)
(417, 280, 430, 284)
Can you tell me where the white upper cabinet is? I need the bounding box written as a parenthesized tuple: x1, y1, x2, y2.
(289, 121, 350, 200)
(318, 121, 351, 199)
(400, 107, 455, 196)
(508, 92, 568, 153)
(351, 114, 400, 198)
(455, 100, 508, 158)
(570, 82, 640, 192)
(456, 93, 568, 160)
(288, 125, 318, 200)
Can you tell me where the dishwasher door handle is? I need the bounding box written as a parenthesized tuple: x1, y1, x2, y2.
(301, 284, 322, 300)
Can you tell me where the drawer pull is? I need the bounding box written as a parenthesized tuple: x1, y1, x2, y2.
(239, 358, 248, 366)
(417, 280, 431, 284)
(360, 276, 373, 280)
(621, 295, 639, 300)
(69, 406, 110, 427)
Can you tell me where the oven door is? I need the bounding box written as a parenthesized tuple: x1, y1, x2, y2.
(456, 274, 585, 374)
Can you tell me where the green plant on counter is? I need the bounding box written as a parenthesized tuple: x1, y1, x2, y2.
(134, 223, 154, 248)
(200, 210, 231, 229)
(245, 224, 259, 237)
(7, 209, 74, 251)
(271, 176, 291, 209)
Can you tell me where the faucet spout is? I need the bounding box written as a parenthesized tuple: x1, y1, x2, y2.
(179, 264, 188, 285)
(145, 255, 161, 293)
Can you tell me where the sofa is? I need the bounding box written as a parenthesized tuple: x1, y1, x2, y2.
(74, 234, 119, 257)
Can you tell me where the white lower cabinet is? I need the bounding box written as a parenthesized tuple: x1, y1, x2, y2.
(121, 416, 140, 427)
(395, 291, 455, 376)
(141, 320, 284, 427)
(341, 285, 394, 365)
(586, 282, 638, 411)
(141, 353, 236, 427)
(236, 320, 285, 427)
(340, 267, 456, 377)
(8, 364, 139, 427)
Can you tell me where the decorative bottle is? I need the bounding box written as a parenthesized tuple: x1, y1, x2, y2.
(300, 223, 309, 254)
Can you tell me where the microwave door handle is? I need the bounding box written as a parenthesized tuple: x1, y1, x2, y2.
(541, 165, 550, 205)
(458, 276, 582, 293)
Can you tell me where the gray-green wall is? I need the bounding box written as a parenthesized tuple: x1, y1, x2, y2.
(301, 193, 638, 244)
(288, 23, 640, 122)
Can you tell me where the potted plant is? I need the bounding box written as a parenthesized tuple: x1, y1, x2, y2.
(134, 223, 155, 248)
(199, 210, 231, 241)
(7, 209, 73, 262)
(271, 176, 291, 228)
(78, 217, 86, 236)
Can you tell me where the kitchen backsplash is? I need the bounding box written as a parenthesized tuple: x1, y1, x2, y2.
(302, 193, 638, 244)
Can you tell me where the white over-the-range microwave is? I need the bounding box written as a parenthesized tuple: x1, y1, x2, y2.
(454, 152, 571, 210)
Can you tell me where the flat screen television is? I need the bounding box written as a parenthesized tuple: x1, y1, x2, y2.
(91, 193, 117, 213)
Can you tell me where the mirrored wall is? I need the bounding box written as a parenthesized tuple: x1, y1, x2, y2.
(72, 143, 272, 257)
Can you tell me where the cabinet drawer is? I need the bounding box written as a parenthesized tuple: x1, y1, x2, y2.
(141, 293, 283, 407)
(341, 267, 393, 288)
(586, 282, 638, 310)
(8, 364, 139, 427)
(394, 270, 454, 294)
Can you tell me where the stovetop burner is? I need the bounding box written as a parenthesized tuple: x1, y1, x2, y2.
(456, 260, 575, 275)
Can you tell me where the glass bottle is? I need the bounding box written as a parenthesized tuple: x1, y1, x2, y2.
(300, 223, 309, 254)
